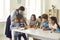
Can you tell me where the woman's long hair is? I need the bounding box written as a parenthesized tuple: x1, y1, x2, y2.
(50, 16, 60, 29)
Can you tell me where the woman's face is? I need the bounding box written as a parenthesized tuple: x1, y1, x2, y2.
(31, 16, 35, 21)
(19, 10, 24, 14)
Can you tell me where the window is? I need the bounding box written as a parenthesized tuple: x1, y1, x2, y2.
(25, 0, 41, 19)
(0, 0, 10, 22)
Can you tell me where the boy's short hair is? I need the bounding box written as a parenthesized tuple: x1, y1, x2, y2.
(18, 6, 25, 11)
(39, 16, 42, 19)
(42, 14, 48, 19)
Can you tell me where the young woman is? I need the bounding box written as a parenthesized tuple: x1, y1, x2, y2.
(49, 16, 60, 32)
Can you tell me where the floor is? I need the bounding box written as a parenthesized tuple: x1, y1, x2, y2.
(0, 22, 33, 40)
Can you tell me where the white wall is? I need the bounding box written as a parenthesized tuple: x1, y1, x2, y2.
(43, 0, 60, 22)
(10, 0, 60, 22)
(0, 0, 10, 22)
(10, 0, 25, 12)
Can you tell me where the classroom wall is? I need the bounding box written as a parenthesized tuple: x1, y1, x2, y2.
(49, 0, 60, 22)
(10, 0, 60, 22)
(10, 0, 25, 12)
(40, 0, 60, 22)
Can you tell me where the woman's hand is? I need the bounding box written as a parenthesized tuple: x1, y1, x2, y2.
(15, 27, 19, 29)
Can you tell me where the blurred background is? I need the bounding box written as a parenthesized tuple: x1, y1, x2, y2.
(0, 0, 60, 40)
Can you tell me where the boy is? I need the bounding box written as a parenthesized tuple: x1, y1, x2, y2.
(37, 16, 42, 28)
(41, 14, 49, 30)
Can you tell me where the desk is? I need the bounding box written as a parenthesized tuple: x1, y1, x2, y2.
(12, 28, 60, 40)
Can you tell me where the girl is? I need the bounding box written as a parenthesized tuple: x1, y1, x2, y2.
(29, 14, 37, 28)
(10, 16, 20, 40)
(49, 16, 60, 32)
(18, 18, 27, 40)
(29, 14, 37, 40)
(10, 15, 27, 40)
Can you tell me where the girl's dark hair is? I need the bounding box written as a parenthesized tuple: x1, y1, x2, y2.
(50, 16, 60, 29)
(31, 14, 36, 21)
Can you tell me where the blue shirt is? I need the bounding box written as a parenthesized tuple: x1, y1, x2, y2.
(10, 22, 19, 30)
(41, 21, 49, 28)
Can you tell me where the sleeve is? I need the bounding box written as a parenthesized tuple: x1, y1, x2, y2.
(11, 10, 18, 21)
(10, 22, 15, 30)
(41, 22, 49, 28)
(53, 24, 57, 29)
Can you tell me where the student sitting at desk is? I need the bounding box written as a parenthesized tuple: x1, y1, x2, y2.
(10, 16, 20, 40)
(10, 16, 27, 40)
(29, 14, 37, 28)
(29, 14, 37, 40)
(49, 16, 60, 32)
(41, 14, 49, 30)
(37, 16, 42, 28)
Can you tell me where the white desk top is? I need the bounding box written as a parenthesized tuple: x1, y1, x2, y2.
(12, 28, 60, 40)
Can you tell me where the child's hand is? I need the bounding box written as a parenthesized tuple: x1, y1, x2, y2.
(40, 26, 42, 29)
(18, 27, 21, 28)
(42, 27, 46, 31)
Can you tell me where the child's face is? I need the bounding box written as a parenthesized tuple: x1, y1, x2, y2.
(38, 18, 42, 22)
(31, 16, 35, 21)
(42, 18, 47, 22)
(49, 18, 54, 24)
(20, 19, 23, 22)
(15, 19, 18, 22)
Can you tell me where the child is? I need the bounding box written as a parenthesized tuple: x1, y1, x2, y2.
(41, 14, 49, 30)
(29, 14, 37, 40)
(29, 14, 37, 28)
(18, 18, 27, 40)
(10, 16, 20, 40)
(49, 16, 60, 32)
(10, 16, 27, 40)
(37, 16, 42, 28)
